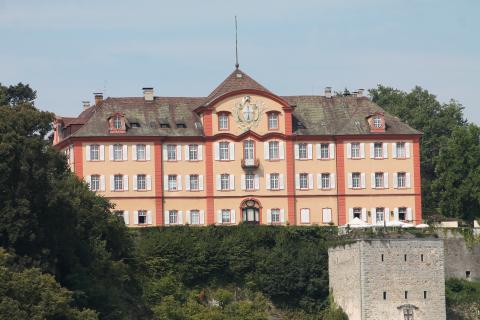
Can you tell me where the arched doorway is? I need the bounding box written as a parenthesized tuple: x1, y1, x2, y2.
(240, 198, 261, 224)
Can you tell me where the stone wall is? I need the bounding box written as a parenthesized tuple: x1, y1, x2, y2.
(328, 243, 362, 320)
(329, 239, 446, 320)
(438, 231, 480, 281)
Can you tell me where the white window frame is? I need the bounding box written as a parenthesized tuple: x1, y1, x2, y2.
(114, 174, 123, 191)
(220, 174, 230, 191)
(245, 173, 255, 191)
(353, 207, 362, 219)
(373, 115, 382, 128)
(221, 209, 231, 223)
(375, 172, 384, 188)
(300, 208, 310, 224)
(136, 174, 146, 190)
(322, 208, 332, 223)
(188, 144, 198, 161)
(268, 112, 279, 130)
(398, 207, 407, 221)
(321, 173, 331, 189)
(168, 175, 178, 191)
(397, 172, 406, 188)
(218, 113, 229, 130)
(320, 143, 329, 159)
(376, 208, 385, 223)
(374, 142, 383, 159)
(136, 144, 146, 161)
(189, 174, 199, 191)
(299, 173, 309, 189)
(169, 210, 178, 224)
(351, 142, 360, 159)
(190, 210, 200, 225)
(270, 173, 279, 190)
(137, 210, 147, 225)
(298, 143, 308, 160)
(271, 208, 281, 223)
(352, 172, 361, 189)
(113, 115, 122, 129)
(90, 175, 100, 191)
(90, 144, 100, 161)
(166, 144, 177, 161)
(396, 142, 406, 158)
(269, 141, 279, 160)
(219, 142, 229, 160)
(113, 144, 123, 161)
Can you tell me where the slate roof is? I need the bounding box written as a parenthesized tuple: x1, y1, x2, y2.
(57, 68, 420, 141)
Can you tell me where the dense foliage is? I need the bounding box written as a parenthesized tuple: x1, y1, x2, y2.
(133, 226, 348, 319)
(446, 278, 480, 320)
(370, 86, 480, 222)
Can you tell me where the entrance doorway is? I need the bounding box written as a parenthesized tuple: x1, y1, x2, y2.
(241, 199, 260, 224)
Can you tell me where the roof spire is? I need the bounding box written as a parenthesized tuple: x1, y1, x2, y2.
(235, 15, 239, 69)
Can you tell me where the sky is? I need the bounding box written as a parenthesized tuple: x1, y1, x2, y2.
(1, 0, 479, 122)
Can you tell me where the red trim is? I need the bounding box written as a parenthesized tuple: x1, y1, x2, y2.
(239, 197, 263, 224)
(154, 142, 164, 226)
(413, 137, 422, 223)
(73, 141, 83, 178)
(335, 139, 346, 225)
(196, 89, 293, 112)
(204, 110, 215, 224)
(284, 107, 295, 224)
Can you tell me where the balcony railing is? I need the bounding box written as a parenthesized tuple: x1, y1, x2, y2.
(241, 158, 260, 169)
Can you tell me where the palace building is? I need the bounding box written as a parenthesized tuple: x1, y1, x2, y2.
(53, 68, 422, 227)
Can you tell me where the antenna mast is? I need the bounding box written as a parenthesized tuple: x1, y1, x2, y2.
(235, 16, 239, 69)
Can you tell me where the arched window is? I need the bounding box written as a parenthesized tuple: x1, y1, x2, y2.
(218, 112, 229, 130)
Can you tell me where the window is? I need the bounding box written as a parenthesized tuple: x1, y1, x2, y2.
(321, 173, 330, 189)
(113, 115, 122, 129)
(298, 143, 308, 159)
(137, 174, 146, 190)
(299, 173, 308, 189)
(176, 123, 186, 128)
(424, 291, 427, 299)
(220, 174, 230, 191)
(169, 210, 178, 224)
(320, 143, 329, 159)
(466, 271, 471, 279)
(351, 143, 360, 159)
(270, 173, 279, 190)
(268, 112, 279, 129)
(189, 144, 198, 160)
(167, 144, 177, 161)
(168, 175, 178, 191)
(245, 173, 255, 191)
(397, 172, 406, 188)
(90, 175, 100, 191)
(353, 207, 361, 219)
(403, 308, 413, 320)
(190, 210, 200, 225)
(219, 113, 229, 130)
(244, 140, 254, 161)
(189, 175, 199, 191)
(375, 172, 384, 188)
(374, 142, 383, 158)
(160, 123, 170, 128)
(114, 174, 123, 191)
(404, 254, 407, 262)
(322, 208, 332, 223)
(381, 254, 384, 262)
(376, 208, 384, 223)
(113, 144, 123, 161)
(421, 254, 424, 262)
(383, 292, 387, 300)
(373, 115, 382, 128)
(404, 291, 408, 299)
(269, 141, 279, 160)
(138, 210, 147, 225)
(90, 144, 100, 160)
(222, 209, 231, 223)
(352, 172, 361, 188)
(271, 208, 280, 223)
(136, 144, 146, 160)
(300, 208, 310, 224)
(114, 210, 124, 219)
(219, 142, 229, 160)
(399, 207, 407, 221)
(396, 142, 406, 158)
(131, 122, 140, 128)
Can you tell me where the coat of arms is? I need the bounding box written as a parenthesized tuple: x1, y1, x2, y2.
(233, 96, 264, 131)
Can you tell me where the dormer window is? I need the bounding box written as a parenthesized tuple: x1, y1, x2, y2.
(113, 115, 122, 129)
(176, 123, 187, 128)
(368, 112, 385, 133)
(108, 113, 126, 133)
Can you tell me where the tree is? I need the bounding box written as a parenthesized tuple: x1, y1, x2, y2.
(0, 83, 147, 319)
(369, 85, 470, 219)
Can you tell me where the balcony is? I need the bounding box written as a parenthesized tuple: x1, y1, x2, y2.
(241, 158, 260, 169)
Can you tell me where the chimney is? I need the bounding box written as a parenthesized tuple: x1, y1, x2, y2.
(357, 89, 364, 97)
(325, 87, 332, 98)
(82, 101, 90, 110)
(143, 87, 154, 101)
(93, 92, 103, 105)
